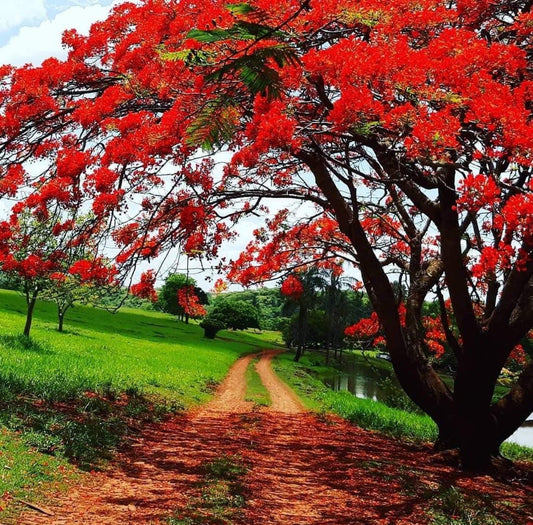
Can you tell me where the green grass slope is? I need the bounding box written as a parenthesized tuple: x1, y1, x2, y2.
(0, 289, 279, 520)
(0, 289, 277, 405)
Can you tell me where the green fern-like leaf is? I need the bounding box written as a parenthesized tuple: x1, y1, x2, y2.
(160, 49, 213, 66)
(186, 98, 239, 150)
(187, 22, 286, 43)
(226, 3, 268, 23)
(225, 3, 257, 16)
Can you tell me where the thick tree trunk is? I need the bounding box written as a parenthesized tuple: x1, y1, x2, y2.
(452, 348, 500, 469)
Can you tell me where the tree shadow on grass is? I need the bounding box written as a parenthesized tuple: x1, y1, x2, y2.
(0, 391, 184, 471)
(0, 334, 55, 354)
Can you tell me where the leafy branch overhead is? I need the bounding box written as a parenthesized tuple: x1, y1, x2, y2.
(162, 3, 300, 148)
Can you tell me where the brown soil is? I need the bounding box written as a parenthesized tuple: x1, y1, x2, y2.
(17, 350, 533, 525)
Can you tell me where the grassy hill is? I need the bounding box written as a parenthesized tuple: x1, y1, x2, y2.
(0, 289, 279, 404)
(0, 289, 280, 519)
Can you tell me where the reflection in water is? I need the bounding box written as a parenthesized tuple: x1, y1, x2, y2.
(322, 361, 533, 449)
(508, 419, 533, 448)
(326, 374, 379, 402)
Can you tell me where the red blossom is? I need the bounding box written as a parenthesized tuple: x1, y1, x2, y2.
(280, 275, 304, 300)
(69, 258, 117, 285)
(130, 270, 158, 302)
(177, 285, 207, 318)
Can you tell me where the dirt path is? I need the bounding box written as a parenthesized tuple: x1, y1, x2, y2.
(18, 351, 533, 525)
(254, 350, 304, 413)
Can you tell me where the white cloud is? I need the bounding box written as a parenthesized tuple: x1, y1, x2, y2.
(0, 3, 115, 67)
(0, 1, 47, 32)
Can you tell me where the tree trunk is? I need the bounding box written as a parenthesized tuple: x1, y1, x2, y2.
(58, 312, 64, 332)
(24, 292, 38, 338)
(294, 301, 308, 362)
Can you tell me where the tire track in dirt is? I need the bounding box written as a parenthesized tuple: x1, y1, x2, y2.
(254, 349, 305, 413)
(17, 350, 533, 525)
(197, 351, 258, 414)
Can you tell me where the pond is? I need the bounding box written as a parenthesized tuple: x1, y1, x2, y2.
(320, 359, 533, 449)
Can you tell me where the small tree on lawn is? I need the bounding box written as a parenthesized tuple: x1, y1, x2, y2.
(45, 258, 119, 332)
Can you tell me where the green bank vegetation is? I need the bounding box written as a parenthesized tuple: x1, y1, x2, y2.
(274, 351, 533, 463)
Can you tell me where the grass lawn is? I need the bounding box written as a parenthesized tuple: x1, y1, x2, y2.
(0, 289, 279, 521)
(0, 289, 279, 405)
(244, 357, 271, 407)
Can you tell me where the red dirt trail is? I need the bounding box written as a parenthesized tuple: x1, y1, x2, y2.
(18, 350, 533, 524)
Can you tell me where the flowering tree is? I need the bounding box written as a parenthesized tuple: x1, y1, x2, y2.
(0, 0, 532, 468)
(177, 285, 208, 322)
(0, 208, 116, 335)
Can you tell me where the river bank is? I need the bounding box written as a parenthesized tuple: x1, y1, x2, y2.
(273, 350, 533, 463)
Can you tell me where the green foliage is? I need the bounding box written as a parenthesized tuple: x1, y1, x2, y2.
(200, 317, 226, 339)
(207, 296, 260, 331)
(0, 271, 22, 291)
(376, 376, 423, 414)
(226, 3, 259, 17)
(184, 96, 240, 150)
(204, 455, 248, 481)
(215, 288, 284, 331)
(94, 287, 155, 310)
(282, 309, 329, 348)
(274, 352, 438, 443)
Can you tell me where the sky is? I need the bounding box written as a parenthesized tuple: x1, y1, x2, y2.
(0, 0, 118, 67)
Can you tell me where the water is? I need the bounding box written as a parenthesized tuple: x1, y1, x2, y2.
(321, 360, 533, 449)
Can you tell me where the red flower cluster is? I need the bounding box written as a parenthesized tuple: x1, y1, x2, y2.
(130, 270, 158, 302)
(177, 286, 207, 318)
(69, 258, 117, 286)
(280, 275, 304, 300)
